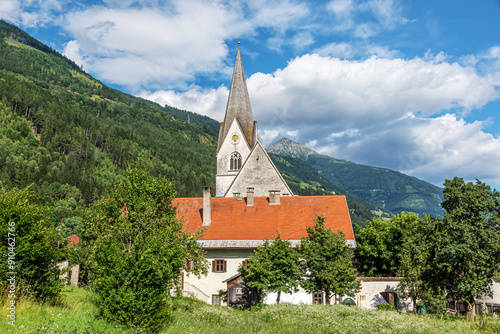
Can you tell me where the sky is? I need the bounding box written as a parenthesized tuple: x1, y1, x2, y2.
(1, 0, 500, 190)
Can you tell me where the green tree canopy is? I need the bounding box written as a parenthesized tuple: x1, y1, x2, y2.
(397, 214, 444, 313)
(300, 214, 360, 304)
(0, 184, 64, 301)
(426, 177, 500, 321)
(239, 234, 301, 304)
(355, 212, 419, 277)
(79, 166, 207, 331)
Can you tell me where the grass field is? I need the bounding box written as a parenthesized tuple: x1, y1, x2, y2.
(2, 287, 500, 333)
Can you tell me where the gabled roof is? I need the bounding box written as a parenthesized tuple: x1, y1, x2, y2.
(224, 140, 294, 197)
(173, 195, 356, 248)
(218, 46, 255, 153)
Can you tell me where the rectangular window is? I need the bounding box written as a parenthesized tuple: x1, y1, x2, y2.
(313, 292, 324, 305)
(212, 294, 221, 305)
(241, 259, 249, 267)
(235, 288, 243, 295)
(212, 259, 227, 273)
(185, 260, 192, 270)
(358, 294, 366, 308)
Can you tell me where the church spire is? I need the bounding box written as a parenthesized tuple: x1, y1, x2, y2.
(217, 45, 256, 153)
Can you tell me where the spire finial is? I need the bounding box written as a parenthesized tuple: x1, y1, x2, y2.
(238, 34, 241, 45)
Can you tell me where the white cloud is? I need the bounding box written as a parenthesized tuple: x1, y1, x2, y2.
(62, 40, 88, 70)
(138, 85, 230, 122)
(314, 42, 355, 58)
(326, 0, 413, 39)
(59, 0, 315, 90)
(142, 53, 500, 186)
(62, 1, 246, 90)
(313, 114, 500, 187)
(245, 0, 310, 32)
(361, 0, 412, 27)
(0, 0, 64, 26)
(327, 0, 353, 16)
(0, 0, 21, 24)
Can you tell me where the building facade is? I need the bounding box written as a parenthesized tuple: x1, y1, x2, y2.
(173, 45, 357, 306)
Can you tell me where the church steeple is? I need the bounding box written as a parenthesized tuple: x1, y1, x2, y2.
(217, 46, 257, 153)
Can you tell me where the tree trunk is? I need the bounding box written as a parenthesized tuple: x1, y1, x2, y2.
(412, 298, 416, 314)
(465, 301, 475, 322)
(325, 291, 331, 305)
(276, 291, 281, 304)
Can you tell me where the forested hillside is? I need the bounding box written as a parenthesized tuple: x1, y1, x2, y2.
(268, 138, 445, 217)
(269, 153, 387, 227)
(0, 20, 219, 234)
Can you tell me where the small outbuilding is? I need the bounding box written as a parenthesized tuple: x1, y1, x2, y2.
(223, 273, 259, 308)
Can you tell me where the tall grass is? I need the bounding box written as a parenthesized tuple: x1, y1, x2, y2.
(1, 287, 499, 333)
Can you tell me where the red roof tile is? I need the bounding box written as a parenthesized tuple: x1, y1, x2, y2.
(173, 195, 355, 244)
(67, 235, 80, 247)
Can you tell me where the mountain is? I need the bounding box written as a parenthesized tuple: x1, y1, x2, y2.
(0, 20, 221, 234)
(268, 138, 445, 217)
(268, 153, 391, 227)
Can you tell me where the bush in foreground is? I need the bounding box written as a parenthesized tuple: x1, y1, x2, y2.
(0, 184, 64, 302)
(79, 167, 207, 332)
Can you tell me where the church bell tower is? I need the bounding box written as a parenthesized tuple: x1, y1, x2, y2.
(215, 46, 293, 198)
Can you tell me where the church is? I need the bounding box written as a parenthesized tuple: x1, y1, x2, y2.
(172, 45, 357, 306)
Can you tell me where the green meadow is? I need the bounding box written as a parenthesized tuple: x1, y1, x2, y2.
(2, 287, 500, 333)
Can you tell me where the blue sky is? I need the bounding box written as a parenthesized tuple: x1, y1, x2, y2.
(1, 0, 500, 190)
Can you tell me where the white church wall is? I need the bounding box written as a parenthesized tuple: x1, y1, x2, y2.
(216, 175, 237, 197)
(216, 119, 251, 175)
(226, 143, 292, 197)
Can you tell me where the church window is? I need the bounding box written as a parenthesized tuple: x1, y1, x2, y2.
(212, 259, 227, 273)
(230, 152, 242, 170)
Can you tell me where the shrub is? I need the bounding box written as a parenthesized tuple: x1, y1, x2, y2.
(0, 185, 64, 302)
(377, 303, 395, 311)
(80, 167, 207, 332)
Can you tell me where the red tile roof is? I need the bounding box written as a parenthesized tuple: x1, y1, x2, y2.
(173, 195, 355, 247)
(67, 235, 80, 247)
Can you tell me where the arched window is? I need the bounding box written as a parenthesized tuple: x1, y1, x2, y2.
(230, 152, 242, 170)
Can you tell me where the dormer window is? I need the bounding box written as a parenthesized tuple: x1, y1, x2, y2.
(230, 152, 242, 170)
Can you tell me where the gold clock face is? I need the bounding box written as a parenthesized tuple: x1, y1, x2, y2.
(232, 134, 239, 142)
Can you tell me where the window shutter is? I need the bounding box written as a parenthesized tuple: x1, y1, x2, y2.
(223, 260, 227, 272)
(212, 260, 216, 272)
(186, 260, 191, 270)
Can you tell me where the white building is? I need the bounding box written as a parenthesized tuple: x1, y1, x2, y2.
(173, 45, 357, 306)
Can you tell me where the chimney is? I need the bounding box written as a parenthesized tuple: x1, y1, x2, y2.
(269, 190, 281, 205)
(203, 186, 211, 226)
(246, 187, 254, 207)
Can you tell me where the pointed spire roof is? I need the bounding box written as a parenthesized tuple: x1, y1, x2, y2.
(219, 46, 255, 151)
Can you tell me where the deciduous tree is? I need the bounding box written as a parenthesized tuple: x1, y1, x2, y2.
(80, 166, 207, 331)
(239, 234, 301, 304)
(428, 177, 500, 321)
(355, 212, 419, 277)
(300, 214, 360, 304)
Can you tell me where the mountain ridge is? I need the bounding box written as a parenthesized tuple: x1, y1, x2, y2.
(268, 137, 445, 217)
